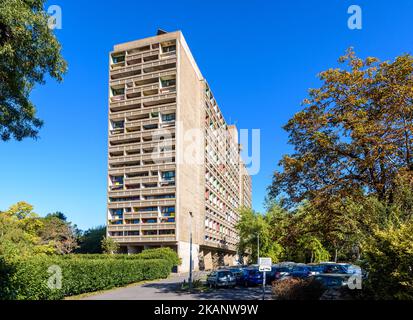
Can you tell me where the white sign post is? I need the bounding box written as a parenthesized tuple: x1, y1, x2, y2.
(258, 257, 272, 300)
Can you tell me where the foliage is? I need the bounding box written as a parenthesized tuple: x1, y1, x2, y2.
(134, 247, 181, 269)
(0, 202, 54, 259)
(76, 226, 106, 254)
(269, 49, 413, 207)
(0, 0, 67, 141)
(236, 207, 284, 263)
(272, 278, 325, 300)
(101, 236, 119, 254)
(297, 236, 330, 263)
(38, 214, 79, 255)
(0, 255, 171, 300)
(362, 222, 413, 300)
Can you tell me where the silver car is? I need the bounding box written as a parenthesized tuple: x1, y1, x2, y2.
(206, 270, 236, 288)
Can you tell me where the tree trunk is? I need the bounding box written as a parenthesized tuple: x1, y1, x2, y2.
(334, 249, 338, 263)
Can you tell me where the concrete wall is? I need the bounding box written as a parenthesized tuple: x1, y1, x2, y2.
(178, 241, 200, 272)
(175, 33, 205, 273)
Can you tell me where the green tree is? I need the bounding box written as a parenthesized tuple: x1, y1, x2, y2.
(0, 0, 67, 141)
(236, 207, 283, 263)
(77, 226, 106, 254)
(0, 202, 53, 259)
(101, 236, 119, 255)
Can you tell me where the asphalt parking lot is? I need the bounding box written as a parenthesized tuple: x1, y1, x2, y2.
(83, 272, 273, 300)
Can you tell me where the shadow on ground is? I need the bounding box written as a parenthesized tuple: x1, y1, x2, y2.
(141, 281, 273, 300)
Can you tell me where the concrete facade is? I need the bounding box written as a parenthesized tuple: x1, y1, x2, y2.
(107, 30, 252, 272)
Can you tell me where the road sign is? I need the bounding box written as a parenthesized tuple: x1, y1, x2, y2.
(258, 257, 272, 272)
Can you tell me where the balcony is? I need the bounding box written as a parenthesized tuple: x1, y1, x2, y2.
(107, 197, 175, 209)
(110, 91, 176, 110)
(110, 70, 176, 87)
(108, 163, 176, 176)
(110, 235, 176, 243)
(109, 103, 176, 122)
(125, 175, 158, 185)
(110, 57, 176, 81)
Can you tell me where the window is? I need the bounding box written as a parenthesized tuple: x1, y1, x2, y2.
(162, 45, 176, 53)
(162, 171, 175, 181)
(161, 206, 175, 214)
(112, 54, 125, 64)
(136, 206, 158, 212)
(159, 229, 175, 235)
(143, 230, 157, 236)
(111, 209, 123, 215)
(112, 87, 125, 96)
(143, 124, 158, 130)
(162, 113, 176, 122)
(111, 176, 124, 186)
(126, 231, 139, 236)
(161, 78, 176, 87)
(142, 218, 157, 224)
(112, 121, 124, 129)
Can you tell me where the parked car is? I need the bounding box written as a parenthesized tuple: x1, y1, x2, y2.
(310, 274, 350, 289)
(206, 270, 236, 288)
(307, 264, 324, 276)
(228, 267, 244, 283)
(339, 263, 362, 275)
(236, 268, 254, 286)
(319, 263, 351, 275)
(288, 264, 312, 278)
(272, 265, 294, 280)
(246, 268, 274, 286)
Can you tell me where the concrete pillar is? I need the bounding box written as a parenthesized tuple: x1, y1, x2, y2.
(203, 250, 213, 270)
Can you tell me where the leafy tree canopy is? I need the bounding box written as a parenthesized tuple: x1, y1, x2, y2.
(0, 0, 67, 141)
(269, 49, 413, 207)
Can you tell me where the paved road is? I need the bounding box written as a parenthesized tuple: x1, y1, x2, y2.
(83, 272, 272, 300)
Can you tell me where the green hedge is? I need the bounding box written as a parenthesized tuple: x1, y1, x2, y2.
(0, 256, 171, 300)
(134, 248, 181, 268)
(62, 248, 180, 269)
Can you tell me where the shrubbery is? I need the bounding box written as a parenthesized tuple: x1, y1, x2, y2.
(134, 247, 181, 268)
(0, 248, 180, 300)
(362, 222, 413, 300)
(272, 278, 325, 300)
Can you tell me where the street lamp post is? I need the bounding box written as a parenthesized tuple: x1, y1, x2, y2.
(188, 211, 193, 291)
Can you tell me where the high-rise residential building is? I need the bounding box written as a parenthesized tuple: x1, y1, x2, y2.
(107, 30, 252, 272)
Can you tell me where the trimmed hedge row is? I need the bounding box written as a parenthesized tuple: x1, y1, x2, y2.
(62, 248, 181, 268)
(0, 256, 171, 300)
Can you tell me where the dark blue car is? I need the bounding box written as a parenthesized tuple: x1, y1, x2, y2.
(246, 268, 275, 286)
(289, 265, 312, 278)
(237, 268, 256, 286)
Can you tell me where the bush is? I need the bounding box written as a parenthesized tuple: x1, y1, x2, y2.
(62, 248, 180, 270)
(135, 248, 181, 269)
(272, 278, 325, 300)
(0, 255, 171, 300)
(362, 222, 413, 300)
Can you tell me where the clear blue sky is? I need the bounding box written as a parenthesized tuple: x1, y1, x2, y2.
(1, 0, 412, 230)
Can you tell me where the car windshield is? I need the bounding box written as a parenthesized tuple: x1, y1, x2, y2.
(218, 271, 231, 277)
(324, 265, 345, 273)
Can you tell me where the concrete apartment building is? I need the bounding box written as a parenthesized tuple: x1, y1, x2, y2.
(107, 30, 252, 272)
